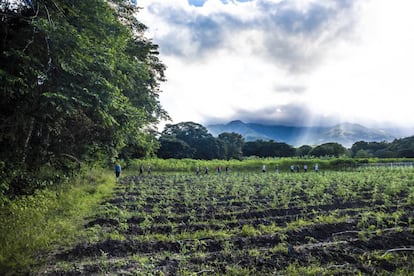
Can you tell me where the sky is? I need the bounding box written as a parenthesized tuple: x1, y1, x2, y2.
(136, 0, 414, 130)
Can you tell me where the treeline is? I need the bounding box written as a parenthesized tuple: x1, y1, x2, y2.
(157, 122, 414, 160)
(0, 1, 166, 196)
(350, 139, 414, 158)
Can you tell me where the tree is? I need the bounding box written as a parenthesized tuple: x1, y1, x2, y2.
(387, 136, 414, 158)
(350, 141, 388, 157)
(0, 0, 167, 195)
(157, 137, 195, 159)
(158, 122, 220, 160)
(309, 142, 347, 157)
(242, 140, 295, 157)
(218, 132, 244, 160)
(296, 145, 312, 157)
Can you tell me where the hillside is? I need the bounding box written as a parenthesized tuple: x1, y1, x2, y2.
(207, 120, 396, 147)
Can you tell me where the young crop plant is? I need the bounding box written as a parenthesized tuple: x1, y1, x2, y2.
(25, 163, 414, 275)
(241, 224, 261, 237)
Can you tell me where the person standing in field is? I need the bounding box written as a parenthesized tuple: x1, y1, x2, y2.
(115, 163, 121, 181)
(139, 165, 144, 175)
(262, 164, 266, 173)
(204, 166, 209, 174)
(314, 163, 319, 173)
(275, 165, 279, 173)
(290, 165, 294, 172)
(217, 165, 222, 175)
(147, 165, 152, 175)
(196, 166, 200, 175)
(225, 165, 230, 175)
(296, 165, 300, 173)
(304, 164, 308, 172)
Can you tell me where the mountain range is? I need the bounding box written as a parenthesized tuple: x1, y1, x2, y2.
(207, 120, 398, 148)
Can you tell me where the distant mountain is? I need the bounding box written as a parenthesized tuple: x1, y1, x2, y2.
(207, 120, 396, 147)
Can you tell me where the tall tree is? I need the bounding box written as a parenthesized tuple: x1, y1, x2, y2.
(0, 0, 167, 195)
(159, 122, 220, 160)
(242, 140, 295, 158)
(309, 142, 348, 157)
(218, 132, 244, 160)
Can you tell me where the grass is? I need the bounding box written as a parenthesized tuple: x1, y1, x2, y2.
(0, 167, 116, 275)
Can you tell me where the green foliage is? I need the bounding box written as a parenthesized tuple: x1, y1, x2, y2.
(309, 142, 348, 157)
(351, 137, 414, 158)
(128, 157, 397, 173)
(0, 167, 115, 274)
(296, 145, 313, 157)
(242, 139, 296, 157)
(0, 0, 166, 196)
(218, 132, 245, 160)
(158, 122, 220, 160)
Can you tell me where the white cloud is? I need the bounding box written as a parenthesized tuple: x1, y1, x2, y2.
(138, 0, 414, 130)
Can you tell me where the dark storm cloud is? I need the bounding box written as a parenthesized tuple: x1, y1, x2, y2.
(235, 105, 313, 126)
(204, 103, 342, 127)
(147, 0, 359, 72)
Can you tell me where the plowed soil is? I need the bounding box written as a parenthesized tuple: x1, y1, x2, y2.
(40, 171, 414, 275)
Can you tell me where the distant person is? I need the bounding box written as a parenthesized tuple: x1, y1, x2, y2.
(115, 163, 121, 181)
(147, 165, 152, 175)
(315, 163, 319, 173)
(225, 165, 230, 175)
(196, 166, 200, 175)
(204, 166, 209, 174)
(296, 165, 300, 173)
(290, 165, 294, 172)
(304, 164, 308, 172)
(217, 165, 222, 175)
(275, 165, 279, 173)
(139, 165, 144, 175)
(262, 164, 266, 173)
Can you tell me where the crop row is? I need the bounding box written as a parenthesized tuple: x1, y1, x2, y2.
(43, 167, 414, 275)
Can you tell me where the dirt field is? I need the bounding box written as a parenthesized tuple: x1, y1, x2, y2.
(41, 169, 414, 275)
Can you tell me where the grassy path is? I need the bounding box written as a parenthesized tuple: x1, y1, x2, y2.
(0, 168, 116, 275)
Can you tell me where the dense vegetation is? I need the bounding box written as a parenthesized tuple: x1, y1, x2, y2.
(157, 122, 414, 160)
(0, 167, 115, 274)
(351, 137, 414, 158)
(2, 1, 413, 275)
(0, 0, 166, 196)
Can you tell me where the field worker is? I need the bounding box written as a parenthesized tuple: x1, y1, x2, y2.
(115, 163, 121, 181)
(139, 165, 144, 175)
(262, 164, 266, 173)
(296, 165, 300, 173)
(147, 165, 152, 175)
(225, 165, 230, 175)
(315, 163, 319, 173)
(275, 165, 279, 173)
(196, 166, 200, 175)
(217, 166, 222, 175)
(204, 166, 209, 174)
(304, 164, 308, 172)
(290, 165, 294, 172)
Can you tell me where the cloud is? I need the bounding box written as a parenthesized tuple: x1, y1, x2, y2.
(139, 0, 414, 130)
(274, 84, 306, 94)
(256, 0, 360, 73)
(203, 103, 342, 127)
(141, 0, 360, 73)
